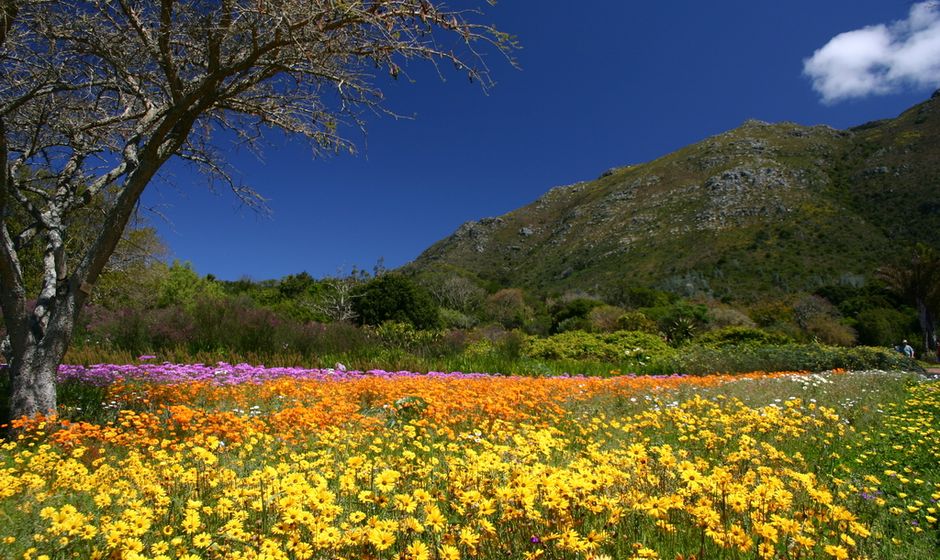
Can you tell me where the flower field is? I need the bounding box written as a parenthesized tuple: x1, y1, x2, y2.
(1, 365, 938, 560)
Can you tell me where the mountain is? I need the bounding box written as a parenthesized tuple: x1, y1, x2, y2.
(408, 92, 940, 303)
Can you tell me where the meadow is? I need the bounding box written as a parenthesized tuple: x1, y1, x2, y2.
(0, 364, 938, 560)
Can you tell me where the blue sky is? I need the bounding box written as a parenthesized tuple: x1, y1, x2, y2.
(141, 1, 940, 281)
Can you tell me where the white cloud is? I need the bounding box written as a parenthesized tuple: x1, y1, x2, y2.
(804, 1, 940, 103)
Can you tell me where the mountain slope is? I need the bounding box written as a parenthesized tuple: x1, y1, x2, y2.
(409, 93, 940, 302)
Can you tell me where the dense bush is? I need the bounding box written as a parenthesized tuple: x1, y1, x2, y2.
(616, 310, 659, 333)
(352, 274, 439, 329)
(814, 282, 901, 317)
(438, 308, 478, 329)
(803, 315, 857, 346)
(587, 305, 625, 332)
(693, 326, 793, 347)
(523, 330, 672, 364)
(704, 305, 756, 329)
(551, 298, 604, 333)
(657, 343, 917, 375)
(157, 261, 223, 308)
(483, 288, 534, 330)
(80, 305, 196, 353)
(640, 301, 708, 344)
(608, 285, 677, 309)
(45, 255, 930, 376)
(523, 330, 615, 361)
(748, 301, 796, 328)
(855, 307, 917, 347)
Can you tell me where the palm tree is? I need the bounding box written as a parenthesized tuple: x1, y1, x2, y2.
(878, 244, 940, 357)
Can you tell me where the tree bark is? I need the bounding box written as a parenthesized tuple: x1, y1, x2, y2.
(4, 282, 79, 421)
(918, 299, 937, 357)
(8, 340, 62, 420)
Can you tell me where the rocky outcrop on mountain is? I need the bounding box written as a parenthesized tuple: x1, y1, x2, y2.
(409, 93, 940, 301)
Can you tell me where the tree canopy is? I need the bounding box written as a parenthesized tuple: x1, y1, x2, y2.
(879, 244, 940, 353)
(353, 274, 438, 329)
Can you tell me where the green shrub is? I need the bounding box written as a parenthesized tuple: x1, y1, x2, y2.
(855, 307, 916, 346)
(553, 316, 590, 333)
(704, 306, 756, 329)
(523, 330, 672, 364)
(694, 326, 793, 347)
(656, 343, 918, 375)
(438, 308, 477, 329)
(353, 274, 439, 329)
(641, 301, 708, 345)
(605, 330, 672, 355)
(616, 310, 659, 333)
(158, 260, 222, 308)
(610, 285, 676, 309)
(483, 288, 533, 330)
(524, 331, 615, 361)
(551, 298, 604, 332)
(605, 330, 673, 366)
(804, 315, 857, 347)
(587, 305, 625, 332)
(372, 322, 442, 350)
(748, 301, 796, 327)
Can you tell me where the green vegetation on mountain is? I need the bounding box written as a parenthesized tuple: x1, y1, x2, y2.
(409, 92, 940, 303)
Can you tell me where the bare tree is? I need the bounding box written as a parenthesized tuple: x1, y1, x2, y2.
(0, 0, 513, 420)
(307, 276, 360, 323)
(428, 274, 484, 312)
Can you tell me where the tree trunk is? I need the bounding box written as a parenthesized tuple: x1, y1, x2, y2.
(917, 299, 937, 357)
(7, 343, 61, 420)
(2, 112, 189, 423)
(4, 287, 79, 422)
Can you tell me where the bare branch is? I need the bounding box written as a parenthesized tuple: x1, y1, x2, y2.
(0, 0, 514, 418)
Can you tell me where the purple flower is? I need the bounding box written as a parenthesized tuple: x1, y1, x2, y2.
(53, 362, 671, 386)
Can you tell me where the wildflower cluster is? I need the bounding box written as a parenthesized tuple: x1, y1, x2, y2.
(0, 367, 936, 559)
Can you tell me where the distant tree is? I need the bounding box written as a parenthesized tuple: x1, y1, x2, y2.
(704, 305, 756, 330)
(792, 295, 840, 331)
(157, 261, 222, 308)
(787, 294, 856, 346)
(90, 224, 170, 307)
(353, 274, 438, 329)
(0, 0, 513, 419)
(641, 300, 708, 345)
(586, 305, 624, 333)
(427, 274, 486, 313)
(278, 272, 316, 300)
(609, 285, 676, 309)
(814, 282, 899, 318)
(483, 288, 533, 330)
(551, 297, 603, 333)
(855, 307, 916, 347)
(616, 310, 660, 334)
(309, 276, 361, 323)
(0, 169, 169, 301)
(878, 244, 940, 355)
